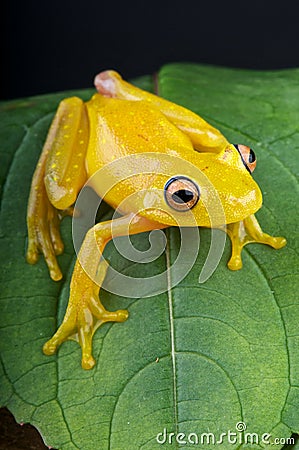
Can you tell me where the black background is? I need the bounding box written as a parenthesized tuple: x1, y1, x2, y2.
(2, 1, 299, 100)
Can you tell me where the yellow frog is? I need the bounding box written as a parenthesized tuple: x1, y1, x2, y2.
(26, 70, 286, 369)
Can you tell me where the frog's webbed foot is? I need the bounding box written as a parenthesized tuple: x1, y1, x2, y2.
(27, 182, 64, 281)
(225, 214, 286, 270)
(43, 261, 128, 370)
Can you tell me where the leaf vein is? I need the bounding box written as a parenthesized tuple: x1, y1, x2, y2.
(244, 249, 292, 424)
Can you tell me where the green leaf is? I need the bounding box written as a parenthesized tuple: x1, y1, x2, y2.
(0, 64, 298, 449)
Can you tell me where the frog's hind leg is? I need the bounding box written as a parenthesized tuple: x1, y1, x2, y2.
(94, 70, 228, 153)
(226, 214, 286, 270)
(26, 97, 89, 280)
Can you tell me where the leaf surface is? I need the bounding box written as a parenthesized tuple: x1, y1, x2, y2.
(0, 65, 298, 449)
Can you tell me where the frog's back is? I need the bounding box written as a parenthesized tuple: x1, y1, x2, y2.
(85, 94, 193, 176)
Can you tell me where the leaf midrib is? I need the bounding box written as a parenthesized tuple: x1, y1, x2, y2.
(165, 228, 179, 444)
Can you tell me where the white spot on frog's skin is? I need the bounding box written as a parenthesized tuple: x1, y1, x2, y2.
(64, 134, 70, 139)
(66, 177, 71, 182)
(56, 151, 61, 156)
(78, 129, 83, 134)
(79, 140, 84, 145)
(73, 164, 79, 169)
(51, 163, 56, 169)
(78, 153, 83, 157)
(63, 125, 70, 129)
(68, 113, 74, 118)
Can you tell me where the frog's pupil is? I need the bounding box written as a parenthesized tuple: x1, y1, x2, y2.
(248, 149, 256, 164)
(172, 189, 194, 204)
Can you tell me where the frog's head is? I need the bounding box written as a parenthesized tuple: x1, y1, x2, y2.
(159, 143, 262, 228)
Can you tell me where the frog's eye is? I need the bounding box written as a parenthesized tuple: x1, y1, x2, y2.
(234, 144, 256, 173)
(164, 176, 200, 211)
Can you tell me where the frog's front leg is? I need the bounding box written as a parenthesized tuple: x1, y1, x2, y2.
(226, 214, 287, 270)
(43, 214, 167, 369)
(26, 97, 88, 280)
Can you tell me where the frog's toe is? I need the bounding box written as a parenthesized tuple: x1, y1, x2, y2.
(41, 239, 63, 280)
(89, 296, 129, 324)
(116, 310, 129, 322)
(51, 237, 64, 256)
(50, 216, 64, 255)
(228, 255, 243, 271)
(43, 312, 77, 356)
(26, 243, 39, 265)
(78, 325, 96, 370)
(82, 354, 96, 370)
(267, 236, 287, 249)
(43, 338, 59, 356)
(78, 306, 128, 369)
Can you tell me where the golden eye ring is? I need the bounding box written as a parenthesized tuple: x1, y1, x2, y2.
(164, 176, 200, 211)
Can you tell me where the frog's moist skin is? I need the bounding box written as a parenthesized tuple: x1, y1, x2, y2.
(26, 70, 286, 369)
